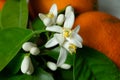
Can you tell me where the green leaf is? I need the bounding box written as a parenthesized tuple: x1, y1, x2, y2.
(1, 0, 28, 29)
(54, 69, 73, 80)
(3, 68, 54, 80)
(32, 17, 45, 31)
(0, 52, 25, 75)
(60, 70, 73, 80)
(0, 11, 2, 29)
(0, 28, 33, 71)
(0, 11, 3, 29)
(74, 46, 119, 80)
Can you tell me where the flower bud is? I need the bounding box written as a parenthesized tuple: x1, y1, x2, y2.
(21, 55, 34, 75)
(43, 18, 52, 26)
(22, 42, 37, 51)
(26, 63, 34, 75)
(47, 61, 57, 71)
(60, 63, 71, 70)
(56, 14, 65, 25)
(30, 47, 40, 55)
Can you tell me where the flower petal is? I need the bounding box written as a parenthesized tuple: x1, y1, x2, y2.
(67, 38, 82, 48)
(74, 40, 82, 48)
(47, 61, 57, 71)
(60, 63, 71, 69)
(63, 41, 70, 52)
(49, 4, 57, 17)
(38, 13, 46, 21)
(71, 32, 83, 43)
(65, 6, 74, 17)
(75, 34, 83, 42)
(45, 37, 58, 48)
(46, 25, 63, 33)
(43, 18, 52, 26)
(73, 25, 80, 33)
(54, 33, 65, 45)
(57, 47, 68, 67)
(64, 11, 75, 29)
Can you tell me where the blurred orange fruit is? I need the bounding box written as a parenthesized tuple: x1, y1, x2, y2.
(0, 0, 5, 10)
(74, 11, 120, 68)
(29, 0, 98, 19)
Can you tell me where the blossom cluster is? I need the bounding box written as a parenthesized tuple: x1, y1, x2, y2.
(20, 4, 83, 75)
(39, 4, 83, 66)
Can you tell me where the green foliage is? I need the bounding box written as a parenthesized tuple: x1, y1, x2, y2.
(32, 17, 45, 31)
(0, 0, 120, 80)
(73, 46, 119, 80)
(57, 69, 73, 80)
(0, 52, 25, 75)
(0, 28, 33, 71)
(0, 11, 2, 29)
(1, 0, 28, 29)
(2, 68, 54, 80)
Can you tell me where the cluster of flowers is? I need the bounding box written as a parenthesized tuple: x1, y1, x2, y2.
(39, 4, 83, 66)
(20, 4, 83, 75)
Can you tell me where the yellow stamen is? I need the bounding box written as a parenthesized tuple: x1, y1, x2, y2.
(47, 13, 54, 18)
(69, 44, 76, 54)
(63, 29, 71, 38)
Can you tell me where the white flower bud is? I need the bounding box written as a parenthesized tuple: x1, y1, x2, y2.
(47, 61, 57, 71)
(60, 63, 71, 70)
(21, 55, 34, 75)
(26, 63, 34, 75)
(22, 42, 37, 52)
(43, 18, 52, 26)
(65, 6, 74, 17)
(56, 14, 65, 25)
(30, 47, 40, 55)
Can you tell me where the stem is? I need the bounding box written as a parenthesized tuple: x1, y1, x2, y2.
(73, 54, 75, 80)
(33, 30, 47, 34)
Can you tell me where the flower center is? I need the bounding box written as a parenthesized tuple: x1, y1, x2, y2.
(63, 29, 71, 38)
(47, 13, 54, 18)
(69, 44, 76, 53)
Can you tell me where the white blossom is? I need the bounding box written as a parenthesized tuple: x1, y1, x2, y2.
(21, 55, 34, 75)
(39, 4, 58, 26)
(45, 6, 83, 66)
(57, 25, 83, 66)
(45, 11, 75, 47)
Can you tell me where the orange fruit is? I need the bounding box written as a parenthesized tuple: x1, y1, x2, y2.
(0, 0, 5, 10)
(29, 0, 98, 19)
(74, 11, 120, 68)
